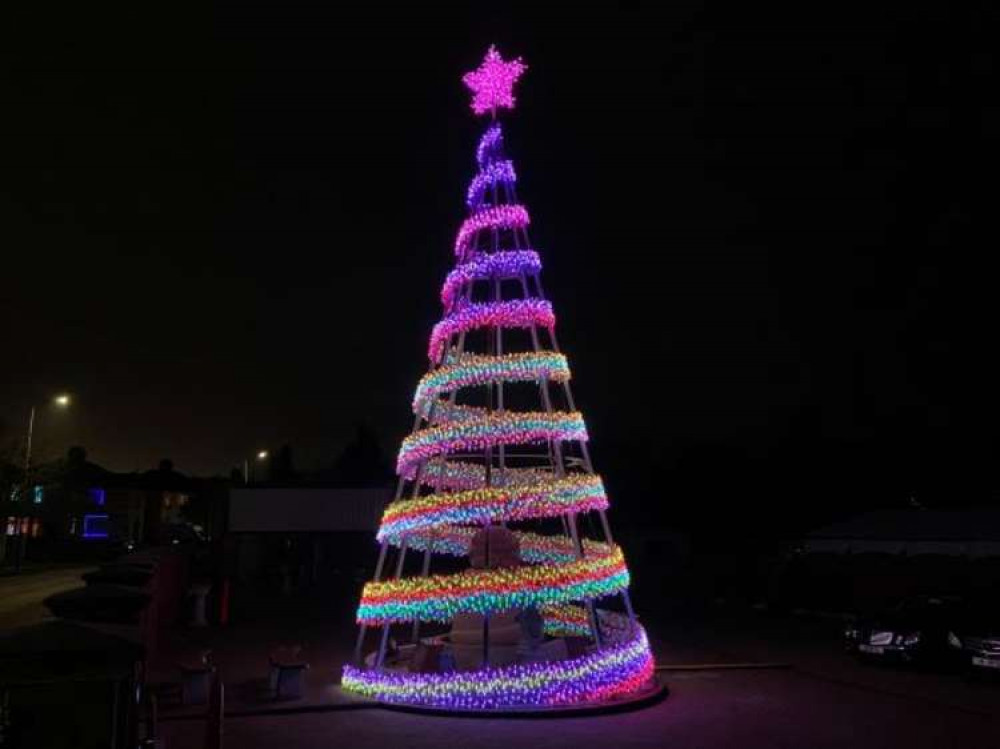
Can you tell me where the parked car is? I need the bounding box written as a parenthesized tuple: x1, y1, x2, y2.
(844, 595, 962, 668)
(947, 597, 1000, 676)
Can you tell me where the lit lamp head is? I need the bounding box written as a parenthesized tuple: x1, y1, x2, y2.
(53, 394, 71, 408)
(257, 450, 269, 460)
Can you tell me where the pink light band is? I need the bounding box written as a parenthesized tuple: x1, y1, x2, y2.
(428, 299, 553, 363)
(454, 205, 530, 258)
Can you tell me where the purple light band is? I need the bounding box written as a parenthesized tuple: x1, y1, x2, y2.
(341, 626, 654, 710)
(466, 160, 517, 208)
(440, 251, 542, 309)
(476, 124, 503, 168)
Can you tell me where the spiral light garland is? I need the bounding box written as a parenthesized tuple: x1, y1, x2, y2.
(466, 160, 517, 208)
(428, 299, 554, 363)
(476, 124, 503, 168)
(419, 460, 554, 491)
(454, 205, 530, 258)
(440, 251, 542, 309)
(357, 545, 628, 625)
(397, 411, 587, 478)
(378, 475, 608, 542)
(414, 351, 569, 415)
(342, 626, 653, 710)
(394, 528, 611, 566)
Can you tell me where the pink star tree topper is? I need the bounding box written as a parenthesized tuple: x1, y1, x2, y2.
(462, 45, 528, 116)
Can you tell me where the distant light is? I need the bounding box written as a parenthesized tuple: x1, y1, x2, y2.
(33, 486, 44, 505)
(257, 450, 269, 460)
(54, 394, 71, 407)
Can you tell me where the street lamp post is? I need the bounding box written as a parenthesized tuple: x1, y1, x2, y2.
(243, 450, 269, 485)
(10, 394, 72, 573)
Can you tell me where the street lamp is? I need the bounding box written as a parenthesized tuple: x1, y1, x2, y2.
(243, 449, 270, 484)
(12, 393, 73, 573)
(24, 393, 73, 488)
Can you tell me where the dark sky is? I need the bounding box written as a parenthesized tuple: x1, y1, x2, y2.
(3, 4, 997, 521)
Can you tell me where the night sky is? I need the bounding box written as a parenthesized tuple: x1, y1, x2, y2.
(4, 5, 996, 530)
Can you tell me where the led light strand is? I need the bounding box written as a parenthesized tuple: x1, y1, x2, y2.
(420, 461, 553, 491)
(383, 525, 611, 565)
(397, 411, 586, 478)
(454, 204, 530, 258)
(342, 627, 653, 709)
(476, 124, 503, 168)
(415, 351, 567, 416)
(378, 475, 608, 542)
(357, 545, 627, 625)
(429, 298, 552, 363)
(440, 251, 542, 309)
(466, 160, 517, 208)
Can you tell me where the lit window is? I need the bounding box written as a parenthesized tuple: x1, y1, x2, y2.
(34, 486, 44, 504)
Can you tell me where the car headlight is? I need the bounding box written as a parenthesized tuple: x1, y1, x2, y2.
(902, 632, 921, 646)
(947, 632, 962, 649)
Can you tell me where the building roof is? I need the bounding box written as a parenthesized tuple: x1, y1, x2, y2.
(808, 509, 1000, 543)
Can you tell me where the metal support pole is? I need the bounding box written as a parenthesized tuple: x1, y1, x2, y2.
(410, 535, 434, 643)
(353, 540, 389, 665)
(375, 536, 409, 669)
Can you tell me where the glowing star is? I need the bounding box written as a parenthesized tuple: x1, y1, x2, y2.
(463, 45, 528, 115)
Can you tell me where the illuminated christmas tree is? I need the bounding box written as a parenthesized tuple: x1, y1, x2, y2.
(342, 46, 656, 711)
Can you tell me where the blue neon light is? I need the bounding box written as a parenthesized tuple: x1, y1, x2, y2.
(82, 514, 110, 540)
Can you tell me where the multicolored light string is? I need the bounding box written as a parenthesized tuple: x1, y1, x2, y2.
(428, 298, 553, 363)
(342, 626, 653, 710)
(419, 460, 553, 491)
(397, 411, 587, 478)
(378, 474, 608, 542)
(388, 527, 612, 566)
(357, 544, 628, 625)
(414, 351, 568, 416)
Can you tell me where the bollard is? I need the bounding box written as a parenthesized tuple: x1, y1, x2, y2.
(204, 675, 224, 749)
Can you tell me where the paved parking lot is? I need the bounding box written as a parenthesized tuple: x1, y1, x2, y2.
(159, 602, 1000, 749)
